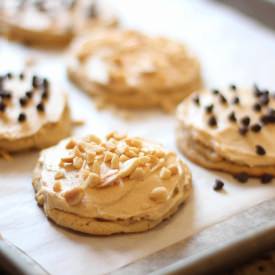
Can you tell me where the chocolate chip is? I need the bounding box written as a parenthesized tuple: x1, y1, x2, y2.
(25, 90, 33, 99)
(254, 84, 263, 97)
(259, 95, 269, 106)
(87, 3, 98, 18)
(0, 102, 6, 112)
(32, 75, 40, 88)
(205, 104, 214, 113)
(36, 102, 44, 112)
(241, 116, 250, 127)
(19, 73, 25, 80)
(256, 145, 266, 156)
(219, 94, 227, 104)
(193, 95, 200, 106)
(234, 172, 249, 183)
(228, 111, 236, 122)
(0, 92, 12, 100)
(232, 96, 240, 105)
(212, 89, 219, 95)
(251, 124, 261, 133)
(208, 116, 217, 127)
(19, 97, 28, 107)
(41, 90, 49, 100)
(42, 78, 49, 89)
(260, 174, 273, 184)
(267, 108, 275, 116)
(18, 113, 26, 122)
(253, 103, 261, 112)
(260, 114, 275, 124)
(229, 84, 237, 91)
(213, 179, 224, 191)
(239, 126, 248, 136)
(6, 72, 12, 79)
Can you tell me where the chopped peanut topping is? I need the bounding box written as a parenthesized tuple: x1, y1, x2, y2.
(66, 139, 77, 149)
(104, 151, 113, 162)
(111, 154, 120, 169)
(168, 164, 178, 175)
(53, 181, 62, 192)
(130, 167, 145, 180)
(119, 158, 139, 178)
(119, 154, 129, 162)
(92, 159, 101, 174)
(73, 157, 83, 169)
(86, 135, 102, 144)
(64, 187, 84, 206)
(86, 151, 96, 164)
(55, 171, 64, 180)
(149, 186, 168, 203)
(61, 156, 74, 163)
(160, 167, 172, 180)
(85, 172, 101, 188)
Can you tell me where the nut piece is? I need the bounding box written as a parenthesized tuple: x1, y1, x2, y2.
(54, 171, 64, 180)
(149, 186, 168, 203)
(111, 154, 120, 169)
(91, 159, 101, 174)
(53, 181, 62, 192)
(73, 157, 83, 169)
(119, 154, 129, 162)
(86, 151, 96, 164)
(168, 164, 178, 175)
(86, 134, 102, 144)
(63, 187, 84, 206)
(118, 157, 139, 178)
(66, 139, 77, 149)
(130, 167, 145, 180)
(104, 151, 113, 162)
(160, 167, 172, 180)
(85, 172, 101, 188)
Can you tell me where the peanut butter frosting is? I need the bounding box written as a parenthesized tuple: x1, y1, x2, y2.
(0, 0, 117, 46)
(177, 85, 275, 167)
(33, 132, 191, 231)
(67, 29, 202, 110)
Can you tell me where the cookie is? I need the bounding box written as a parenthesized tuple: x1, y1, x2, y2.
(0, 72, 71, 152)
(0, 0, 117, 48)
(177, 85, 275, 181)
(67, 29, 202, 111)
(32, 132, 192, 235)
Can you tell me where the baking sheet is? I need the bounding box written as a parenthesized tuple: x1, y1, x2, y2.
(0, 0, 275, 274)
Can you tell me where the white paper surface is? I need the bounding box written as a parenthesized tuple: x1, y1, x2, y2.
(0, 1, 275, 274)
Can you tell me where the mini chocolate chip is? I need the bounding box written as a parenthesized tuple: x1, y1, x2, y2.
(205, 104, 214, 113)
(253, 103, 261, 112)
(19, 73, 25, 80)
(208, 116, 217, 127)
(32, 75, 40, 88)
(193, 95, 200, 106)
(228, 111, 236, 122)
(267, 108, 275, 116)
(219, 94, 227, 104)
(36, 102, 44, 112)
(42, 78, 49, 89)
(256, 145, 266, 156)
(19, 97, 28, 107)
(251, 124, 261, 133)
(0, 102, 6, 112)
(213, 179, 224, 191)
(25, 90, 33, 99)
(234, 172, 249, 183)
(0, 92, 12, 100)
(18, 113, 26, 122)
(260, 114, 275, 124)
(232, 96, 240, 105)
(260, 174, 273, 184)
(259, 95, 269, 106)
(87, 3, 98, 18)
(41, 90, 49, 100)
(6, 72, 12, 79)
(241, 116, 250, 127)
(239, 126, 248, 136)
(229, 84, 237, 91)
(253, 84, 263, 97)
(212, 89, 219, 95)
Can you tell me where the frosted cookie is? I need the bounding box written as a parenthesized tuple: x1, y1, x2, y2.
(0, 72, 71, 152)
(0, 0, 117, 48)
(67, 29, 202, 111)
(177, 85, 275, 183)
(32, 132, 192, 235)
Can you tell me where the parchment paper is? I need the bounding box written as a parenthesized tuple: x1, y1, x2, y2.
(0, 0, 275, 274)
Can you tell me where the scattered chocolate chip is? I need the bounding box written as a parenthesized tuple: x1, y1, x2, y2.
(229, 84, 237, 91)
(234, 172, 249, 183)
(205, 104, 214, 113)
(232, 96, 240, 105)
(212, 89, 219, 95)
(260, 114, 275, 124)
(36, 102, 44, 112)
(19, 73, 25, 80)
(253, 84, 263, 97)
(260, 173, 273, 184)
(193, 95, 200, 106)
(250, 124, 261, 133)
(0, 92, 12, 100)
(241, 116, 250, 127)
(213, 179, 224, 191)
(32, 75, 40, 88)
(228, 111, 236, 122)
(6, 72, 12, 79)
(18, 113, 26, 122)
(219, 94, 227, 104)
(42, 78, 49, 89)
(25, 90, 33, 99)
(253, 103, 261, 112)
(208, 115, 217, 127)
(0, 102, 6, 112)
(239, 126, 248, 136)
(267, 108, 275, 116)
(259, 94, 269, 106)
(256, 145, 266, 156)
(41, 90, 49, 100)
(19, 97, 28, 107)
